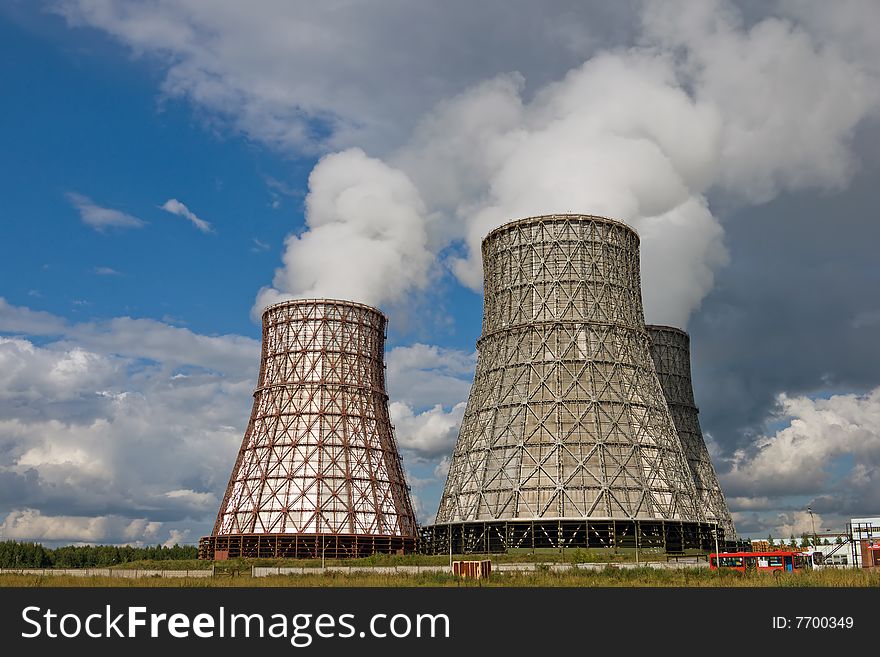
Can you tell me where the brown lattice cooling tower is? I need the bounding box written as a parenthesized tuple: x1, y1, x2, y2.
(425, 214, 719, 554)
(199, 299, 417, 559)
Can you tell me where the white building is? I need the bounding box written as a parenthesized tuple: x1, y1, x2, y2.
(808, 542, 852, 567)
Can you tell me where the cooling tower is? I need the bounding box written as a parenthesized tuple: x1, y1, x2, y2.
(199, 299, 417, 559)
(647, 325, 736, 539)
(427, 214, 714, 554)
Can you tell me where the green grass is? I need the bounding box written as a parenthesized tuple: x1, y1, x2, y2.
(4, 547, 697, 572)
(2, 567, 878, 587)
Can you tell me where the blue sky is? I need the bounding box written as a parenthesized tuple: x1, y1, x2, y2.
(2, 6, 488, 345)
(1, 12, 305, 338)
(1, 1, 880, 546)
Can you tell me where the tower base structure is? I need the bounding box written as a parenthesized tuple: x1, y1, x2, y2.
(420, 519, 729, 555)
(198, 533, 415, 560)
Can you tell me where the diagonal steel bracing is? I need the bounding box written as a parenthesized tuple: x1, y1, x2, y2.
(647, 325, 736, 537)
(205, 299, 417, 556)
(435, 214, 702, 526)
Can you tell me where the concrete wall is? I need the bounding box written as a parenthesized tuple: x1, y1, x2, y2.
(251, 560, 710, 577)
(0, 560, 710, 579)
(0, 568, 213, 578)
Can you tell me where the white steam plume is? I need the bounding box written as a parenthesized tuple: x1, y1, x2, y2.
(396, 51, 727, 324)
(259, 0, 879, 326)
(254, 148, 433, 315)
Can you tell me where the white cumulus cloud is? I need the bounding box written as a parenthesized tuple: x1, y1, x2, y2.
(720, 386, 880, 534)
(0, 300, 257, 545)
(390, 401, 467, 462)
(161, 198, 213, 233)
(66, 192, 145, 232)
(0, 509, 163, 545)
(724, 388, 880, 496)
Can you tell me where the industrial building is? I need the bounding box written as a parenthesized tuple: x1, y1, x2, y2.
(849, 517, 880, 568)
(199, 299, 417, 559)
(424, 214, 724, 554)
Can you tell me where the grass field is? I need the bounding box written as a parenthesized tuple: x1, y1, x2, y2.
(1, 566, 877, 587)
(99, 547, 682, 571)
(5, 548, 876, 587)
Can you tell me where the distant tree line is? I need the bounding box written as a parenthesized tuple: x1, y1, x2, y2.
(765, 533, 840, 548)
(0, 541, 197, 568)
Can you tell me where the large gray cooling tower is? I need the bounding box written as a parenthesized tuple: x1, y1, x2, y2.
(426, 214, 715, 554)
(647, 325, 736, 539)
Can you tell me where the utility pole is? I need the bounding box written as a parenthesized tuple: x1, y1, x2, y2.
(634, 524, 639, 566)
(449, 525, 453, 568)
(713, 522, 720, 572)
(807, 506, 817, 549)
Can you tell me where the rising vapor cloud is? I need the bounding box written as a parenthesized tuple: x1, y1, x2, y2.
(254, 0, 879, 326)
(254, 148, 433, 313)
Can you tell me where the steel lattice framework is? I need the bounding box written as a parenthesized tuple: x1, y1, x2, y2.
(199, 299, 417, 559)
(433, 215, 703, 534)
(647, 325, 736, 538)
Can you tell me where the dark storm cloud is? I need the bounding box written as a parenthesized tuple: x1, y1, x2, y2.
(690, 124, 880, 461)
(54, 0, 644, 154)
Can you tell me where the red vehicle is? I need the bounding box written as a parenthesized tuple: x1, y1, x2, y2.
(709, 550, 810, 573)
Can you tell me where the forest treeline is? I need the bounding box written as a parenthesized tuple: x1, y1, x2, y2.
(0, 540, 197, 568)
